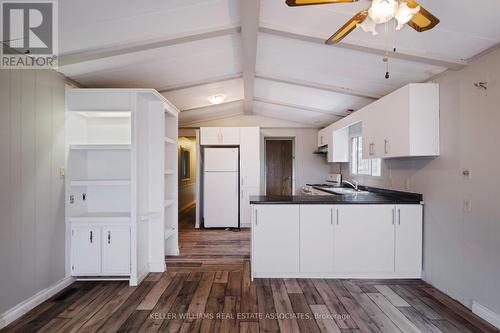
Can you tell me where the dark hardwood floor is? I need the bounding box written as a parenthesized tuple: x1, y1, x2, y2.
(2, 206, 498, 333)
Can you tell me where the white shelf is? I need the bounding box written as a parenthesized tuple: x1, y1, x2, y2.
(164, 137, 176, 144)
(165, 227, 176, 240)
(70, 179, 131, 186)
(164, 199, 175, 207)
(70, 144, 131, 150)
(68, 212, 130, 223)
(164, 169, 175, 175)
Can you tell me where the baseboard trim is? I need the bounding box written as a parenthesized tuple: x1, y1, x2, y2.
(240, 223, 251, 228)
(0, 276, 74, 329)
(165, 247, 180, 256)
(472, 301, 500, 329)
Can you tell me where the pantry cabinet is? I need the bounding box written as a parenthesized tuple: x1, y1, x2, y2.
(71, 225, 101, 275)
(251, 203, 423, 279)
(102, 226, 131, 275)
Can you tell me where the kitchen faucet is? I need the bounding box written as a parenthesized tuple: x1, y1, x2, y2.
(342, 179, 359, 191)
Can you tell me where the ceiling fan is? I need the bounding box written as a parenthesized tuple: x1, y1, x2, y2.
(285, 0, 440, 44)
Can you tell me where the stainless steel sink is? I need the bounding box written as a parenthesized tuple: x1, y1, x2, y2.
(330, 188, 370, 195)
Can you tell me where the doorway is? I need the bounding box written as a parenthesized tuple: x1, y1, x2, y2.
(265, 139, 294, 195)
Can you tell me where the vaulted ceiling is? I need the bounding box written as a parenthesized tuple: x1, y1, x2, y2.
(58, 0, 500, 127)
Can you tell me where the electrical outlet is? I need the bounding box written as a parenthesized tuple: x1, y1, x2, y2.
(69, 195, 75, 204)
(464, 199, 472, 213)
(59, 167, 65, 179)
(463, 168, 472, 180)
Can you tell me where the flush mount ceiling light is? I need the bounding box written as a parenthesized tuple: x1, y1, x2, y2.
(208, 94, 226, 105)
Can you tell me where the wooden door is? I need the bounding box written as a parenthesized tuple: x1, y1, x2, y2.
(265, 140, 292, 195)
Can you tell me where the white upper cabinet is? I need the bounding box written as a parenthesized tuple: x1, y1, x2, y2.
(363, 83, 440, 159)
(330, 127, 349, 163)
(318, 128, 328, 147)
(200, 127, 240, 145)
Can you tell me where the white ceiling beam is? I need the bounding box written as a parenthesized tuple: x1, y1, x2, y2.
(180, 99, 243, 112)
(255, 73, 380, 99)
(240, 0, 261, 114)
(259, 26, 468, 70)
(158, 73, 242, 93)
(253, 97, 346, 119)
(59, 26, 241, 66)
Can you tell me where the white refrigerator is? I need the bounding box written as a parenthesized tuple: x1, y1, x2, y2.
(203, 148, 239, 228)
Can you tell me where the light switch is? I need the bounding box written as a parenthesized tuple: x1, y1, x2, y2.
(59, 167, 66, 179)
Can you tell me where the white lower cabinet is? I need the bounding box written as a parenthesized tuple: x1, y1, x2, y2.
(252, 205, 300, 274)
(300, 205, 335, 273)
(71, 224, 130, 276)
(395, 205, 423, 275)
(241, 186, 260, 227)
(102, 226, 131, 275)
(334, 205, 395, 274)
(251, 204, 423, 279)
(71, 225, 101, 275)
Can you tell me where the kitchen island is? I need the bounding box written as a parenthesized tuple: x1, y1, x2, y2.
(249, 188, 423, 280)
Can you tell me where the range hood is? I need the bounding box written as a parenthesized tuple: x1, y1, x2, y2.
(313, 145, 328, 155)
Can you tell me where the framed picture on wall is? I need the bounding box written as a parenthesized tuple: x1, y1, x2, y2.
(180, 147, 190, 180)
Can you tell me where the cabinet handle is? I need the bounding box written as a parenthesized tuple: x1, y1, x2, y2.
(392, 209, 395, 225)
(384, 140, 389, 154)
(108, 231, 111, 244)
(89, 231, 93, 243)
(336, 209, 339, 225)
(330, 208, 333, 225)
(398, 209, 401, 225)
(255, 210, 258, 226)
(241, 189, 243, 199)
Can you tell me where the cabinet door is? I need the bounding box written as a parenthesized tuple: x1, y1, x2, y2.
(318, 129, 327, 147)
(395, 205, 423, 275)
(362, 104, 379, 159)
(334, 205, 395, 273)
(220, 127, 240, 145)
(300, 205, 335, 273)
(253, 205, 300, 274)
(378, 86, 410, 158)
(331, 128, 349, 163)
(71, 225, 101, 275)
(240, 127, 260, 188)
(200, 127, 221, 145)
(102, 226, 131, 275)
(241, 186, 260, 227)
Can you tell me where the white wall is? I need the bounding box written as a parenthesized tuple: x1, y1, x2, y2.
(0, 70, 66, 315)
(340, 47, 500, 316)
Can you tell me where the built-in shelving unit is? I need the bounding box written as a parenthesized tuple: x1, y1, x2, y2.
(164, 103, 179, 256)
(66, 89, 179, 286)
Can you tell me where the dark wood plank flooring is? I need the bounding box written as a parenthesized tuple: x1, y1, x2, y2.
(2, 206, 498, 333)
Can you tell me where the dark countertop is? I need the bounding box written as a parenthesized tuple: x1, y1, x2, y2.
(250, 186, 423, 205)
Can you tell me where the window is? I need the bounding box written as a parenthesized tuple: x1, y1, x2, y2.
(351, 136, 381, 177)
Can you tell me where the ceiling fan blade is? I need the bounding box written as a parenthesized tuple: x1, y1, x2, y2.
(286, 0, 359, 6)
(405, 0, 440, 32)
(325, 9, 368, 44)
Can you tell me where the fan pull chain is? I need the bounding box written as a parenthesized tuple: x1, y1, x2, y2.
(383, 22, 390, 79)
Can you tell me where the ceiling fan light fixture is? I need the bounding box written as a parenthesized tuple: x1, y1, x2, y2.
(395, 2, 420, 30)
(368, 0, 399, 24)
(208, 94, 226, 105)
(358, 16, 378, 35)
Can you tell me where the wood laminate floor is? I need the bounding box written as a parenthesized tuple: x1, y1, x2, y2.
(2, 206, 498, 333)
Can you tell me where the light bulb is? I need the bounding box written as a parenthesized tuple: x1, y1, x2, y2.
(208, 94, 226, 105)
(358, 16, 378, 35)
(368, 0, 399, 24)
(394, 3, 420, 30)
